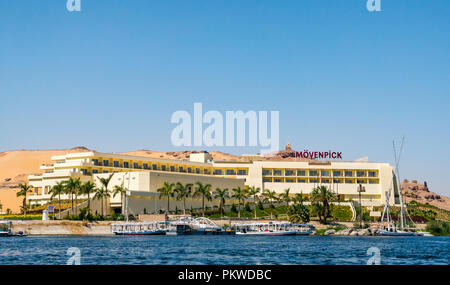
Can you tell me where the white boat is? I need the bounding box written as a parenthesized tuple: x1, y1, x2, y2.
(0, 221, 27, 237)
(416, 231, 433, 237)
(378, 138, 419, 237)
(111, 222, 167, 235)
(292, 224, 314, 235)
(234, 222, 297, 236)
(167, 217, 235, 235)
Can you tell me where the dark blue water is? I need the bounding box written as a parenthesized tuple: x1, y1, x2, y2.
(0, 236, 448, 265)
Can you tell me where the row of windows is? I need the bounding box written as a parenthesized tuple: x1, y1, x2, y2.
(85, 159, 248, 176)
(263, 177, 379, 184)
(262, 169, 378, 178)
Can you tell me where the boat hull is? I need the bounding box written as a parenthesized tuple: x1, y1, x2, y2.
(113, 231, 166, 235)
(236, 230, 297, 236)
(379, 230, 416, 236)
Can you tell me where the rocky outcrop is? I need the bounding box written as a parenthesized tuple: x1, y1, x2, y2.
(401, 179, 450, 211)
(336, 227, 379, 236)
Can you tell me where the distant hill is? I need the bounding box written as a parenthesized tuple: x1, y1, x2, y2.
(401, 179, 450, 211)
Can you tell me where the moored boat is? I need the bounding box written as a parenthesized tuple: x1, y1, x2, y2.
(234, 222, 297, 236)
(111, 222, 167, 235)
(0, 221, 27, 237)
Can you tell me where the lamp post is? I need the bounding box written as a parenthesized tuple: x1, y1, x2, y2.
(357, 184, 366, 228)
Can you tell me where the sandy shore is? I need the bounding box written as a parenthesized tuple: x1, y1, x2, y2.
(11, 220, 114, 236)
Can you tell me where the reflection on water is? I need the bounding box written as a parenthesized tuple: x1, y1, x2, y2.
(0, 236, 448, 265)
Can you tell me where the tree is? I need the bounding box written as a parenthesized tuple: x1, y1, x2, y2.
(310, 185, 336, 224)
(93, 187, 107, 216)
(262, 189, 278, 219)
(231, 187, 247, 219)
(113, 183, 128, 216)
(16, 183, 33, 219)
(247, 186, 260, 219)
(80, 181, 96, 214)
(193, 182, 212, 217)
(64, 177, 81, 215)
(49, 181, 65, 219)
(157, 182, 175, 215)
(214, 188, 229, 217)
(280, 188, 291, 213)
(174, 182, 193, 215)
(97, 173, 114, 216)
(288, 195, 310, 223)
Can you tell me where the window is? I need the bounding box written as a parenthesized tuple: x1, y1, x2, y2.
(309, 170, 318, 176)
(333, 171, 342, 177)
(285, 170, 294, 176)
(274, 178, 283, 183)
(297, 170, 306, 176)
(321, 170, 330, 177)
(357, 171, 366, 177)
(273, 170, 282, 176)
(297, 179, 306, 183)
(345, 179, 354, 184)
(214, 169, 223, 175)
(204, 169, 210, 174)
(92, 169, 98, 174)
(262, 169, 272, 176)
(123, 162, 129, 168)
(369, 180, 378, 184)
(333, 179, 342, 184)
(170, 166, 175, 171)
(81, 169, 87, 175)
(226, 169, 236, 175)
(310, 178, 319, 183)
(187, 167, 192, 173)
(195, 168, 200, 174)
(113, 161, 119, 167)
(133, 162, 139, 168)
(161, 165, 166, 171)
(143, 163, 148, 169)
(357, 179, 366, 184)
(92, 159, 99, 165)
(179, 166, 184, 172)
(263, 178, 272, 182)
(238, 169, 247, 175)
(322, 179, 330, 183)
(368, 171, 377, 177)
(286, 178, 295, 183)
(152, 164, 157, 170)
(103, 170, 108, 173)
(345, 171, 353, 177)
(103, 160, 109, 166)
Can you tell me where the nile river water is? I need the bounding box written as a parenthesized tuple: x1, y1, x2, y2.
(0, 236, 448, 265)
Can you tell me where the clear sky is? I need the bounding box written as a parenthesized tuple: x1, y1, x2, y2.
(0, 1, 449, 195)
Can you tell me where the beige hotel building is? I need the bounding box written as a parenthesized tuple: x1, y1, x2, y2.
(27, 151, 401, 215)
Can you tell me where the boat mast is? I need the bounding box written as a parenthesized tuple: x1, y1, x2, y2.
(393, 137, 405, 230)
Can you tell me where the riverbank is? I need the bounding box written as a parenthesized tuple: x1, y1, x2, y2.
(7, 219, 428, 236)
(11, 220, 113, 235)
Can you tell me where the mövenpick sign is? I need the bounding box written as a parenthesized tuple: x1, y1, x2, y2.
(296, 151, 343, 160)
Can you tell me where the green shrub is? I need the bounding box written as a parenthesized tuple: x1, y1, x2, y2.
(426, 221, 450, 236)
(330, 205, 353, 221)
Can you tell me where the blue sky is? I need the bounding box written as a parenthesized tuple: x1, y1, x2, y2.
(0, 0, 449, 195)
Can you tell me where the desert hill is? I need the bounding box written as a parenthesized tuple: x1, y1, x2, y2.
(401, 179, 450, 211)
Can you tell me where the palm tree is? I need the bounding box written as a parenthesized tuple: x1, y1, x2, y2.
(280, 188, 291, 214)
(49, 181, 65, 219)
(231, 186, 247, 219)
(247, 186, 260, 219)
(64, 177, 81, 215)
(310, 185, 336, 224)
(93, 187, 107, 216)
(81, 181, 96, 214)
(193, 182, 212, 217)
(16, 183, 33, 219)
(157, 182, 175, 215)
(214, 188, 229, 217)
(174, 182, 193, 215)
(113, 183, 128, 216)
(262, 189, 278, 219)
(97, 173, 114, 216)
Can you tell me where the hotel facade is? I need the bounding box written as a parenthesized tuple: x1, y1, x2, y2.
(27, 151, 401, 214)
